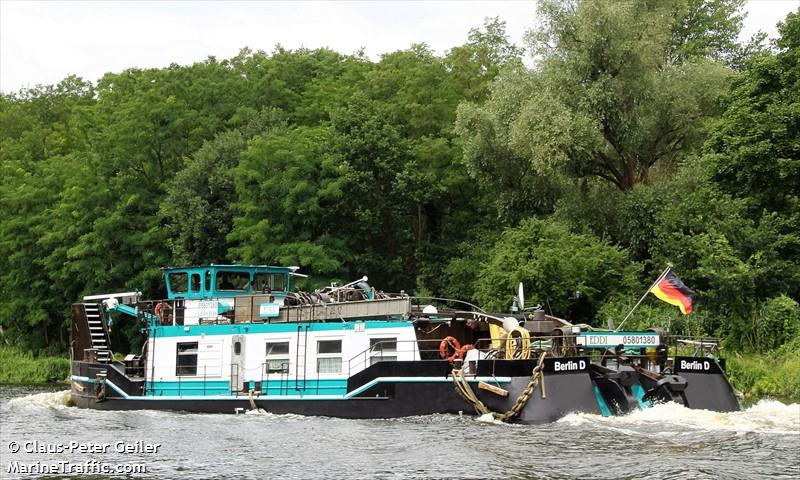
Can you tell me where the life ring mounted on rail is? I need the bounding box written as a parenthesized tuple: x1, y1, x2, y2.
(439, 336, 462, 362)
(154, 302, 172, 325)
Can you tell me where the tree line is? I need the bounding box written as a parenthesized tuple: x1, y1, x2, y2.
(1, 0, 797, 357)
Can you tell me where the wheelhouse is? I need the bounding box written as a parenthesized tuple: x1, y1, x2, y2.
(163, 265, 293, 300)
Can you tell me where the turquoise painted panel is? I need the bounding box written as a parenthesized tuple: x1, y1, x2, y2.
(146, 379, 347, 397)
(631, 383, 652, 408)
(593, 385, 613, 417)
(148, 380, 230, 397)
(151, 320, 412, 338)
(260, 379, 348, 396)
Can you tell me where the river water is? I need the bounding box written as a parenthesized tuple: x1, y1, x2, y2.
(1, 385, 798, 479)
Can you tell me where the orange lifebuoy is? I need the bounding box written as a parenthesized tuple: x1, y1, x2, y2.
(154, 302, 171, 325)
(439, 336, 462, 362)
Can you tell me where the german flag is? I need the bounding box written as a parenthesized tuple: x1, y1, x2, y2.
(650, 270, 696, 314)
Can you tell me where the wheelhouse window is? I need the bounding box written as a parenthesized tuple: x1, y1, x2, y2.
(169, 272, 188, 294)
(369, 337, 398, 365)
(254, 273, 288, 293)
(216, 271, 251, 292)
(190, 273, 201, 293)
(176, 342, 198, 376)
(265, 341, 290, 373)
(317, 339, 342, 374)
(272, 274, 286, 292)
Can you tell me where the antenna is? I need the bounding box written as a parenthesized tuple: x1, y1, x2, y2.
(518, 282, 525, 311)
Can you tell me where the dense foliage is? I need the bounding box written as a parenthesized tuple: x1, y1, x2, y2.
(0, 1, 797, 382)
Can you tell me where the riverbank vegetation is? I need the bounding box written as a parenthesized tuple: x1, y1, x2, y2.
(0, 346, 70, 383)
(1, 1, 798, 398)
(727, 337, 800, 402)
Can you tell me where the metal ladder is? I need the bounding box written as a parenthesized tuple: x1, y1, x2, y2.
(83, 304, 112, 363)
(295, 324, 308, 392)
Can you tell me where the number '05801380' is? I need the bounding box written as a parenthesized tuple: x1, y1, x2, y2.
(621, 336, 657, 345)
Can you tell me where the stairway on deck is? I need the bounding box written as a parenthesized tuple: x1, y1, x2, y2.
(77, 303, 112, 363)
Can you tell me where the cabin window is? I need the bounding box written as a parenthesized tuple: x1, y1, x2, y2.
(369, 337, 398, 365)
(205, 271, 211, 291)
(216, 271, 251, 292)
(265, 341, 290, 373)
(272, 274, 286, 292)
(176, 342, 198, 376)
(190, 273, 201, 293)
(254, 273, 272, 293)
(169, 272, 188, 294)
(234, 341, 242, 356)
(316, 339, 342, 374)
(253, 273, 287, 293)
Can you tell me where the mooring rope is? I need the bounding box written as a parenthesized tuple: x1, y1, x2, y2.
(451, 351, 547, 422)
(248, 389, 257, 410)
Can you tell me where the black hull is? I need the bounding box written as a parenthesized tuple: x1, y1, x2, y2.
(71, 358, 601, 424)
(70, 356, 740, 423)
(70, 377, 602, 424)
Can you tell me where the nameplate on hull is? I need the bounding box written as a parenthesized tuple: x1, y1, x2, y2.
(259, 303, 280, 318)
(544, 357, 590, 374)
(673, 356, 725, 374)
(197, 300, 219, 318)
(576, 332, 660, 348)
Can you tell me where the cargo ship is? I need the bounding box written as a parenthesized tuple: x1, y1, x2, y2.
(70, 264, 739, 423)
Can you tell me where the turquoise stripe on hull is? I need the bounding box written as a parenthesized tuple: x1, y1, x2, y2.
(151, 320, 411, 338)
(73, 375, 510, 401)
(260, 379, 347, 396)
(148, 380, 230, 396)
(146, 379, 347, 396)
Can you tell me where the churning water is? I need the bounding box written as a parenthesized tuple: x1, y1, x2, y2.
(1, 384, 798, 479)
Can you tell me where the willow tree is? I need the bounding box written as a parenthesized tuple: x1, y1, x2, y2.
(457, 0, 741, 194)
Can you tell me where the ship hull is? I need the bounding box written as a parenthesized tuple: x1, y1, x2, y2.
(70, 355, 740, 424)
(70, 357, 604, 424)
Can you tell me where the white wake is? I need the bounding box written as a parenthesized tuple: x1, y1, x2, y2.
(5, 389, 74, 410)
(558, 399, 800, 435)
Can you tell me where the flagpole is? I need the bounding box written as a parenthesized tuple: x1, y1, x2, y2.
(615, 264, 672, 332)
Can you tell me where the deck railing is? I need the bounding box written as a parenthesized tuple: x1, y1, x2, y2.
(136, 294, 413, 328)
(141, 330, 721, 398)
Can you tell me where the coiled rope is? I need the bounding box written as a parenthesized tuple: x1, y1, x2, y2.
(505, 327, 531, 360)
(451, 351, 547, 423)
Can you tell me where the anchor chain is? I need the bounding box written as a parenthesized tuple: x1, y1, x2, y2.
(451, 351, 547, 423)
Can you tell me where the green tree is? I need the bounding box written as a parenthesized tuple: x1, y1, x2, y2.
(329, 95, 414, 287)
(445, 17, 525, 102)
(458, 0, 736, 194)
(455, 67, 565, 223)
(160, 109, 289, 265)
(668, 0, 746, 63)
(705, 10, 800, 216)
(160, 130, 246, 265)
(474, 218, 638, 322)
(228, 125, 348, 281)
(0, 79, 98, 350)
